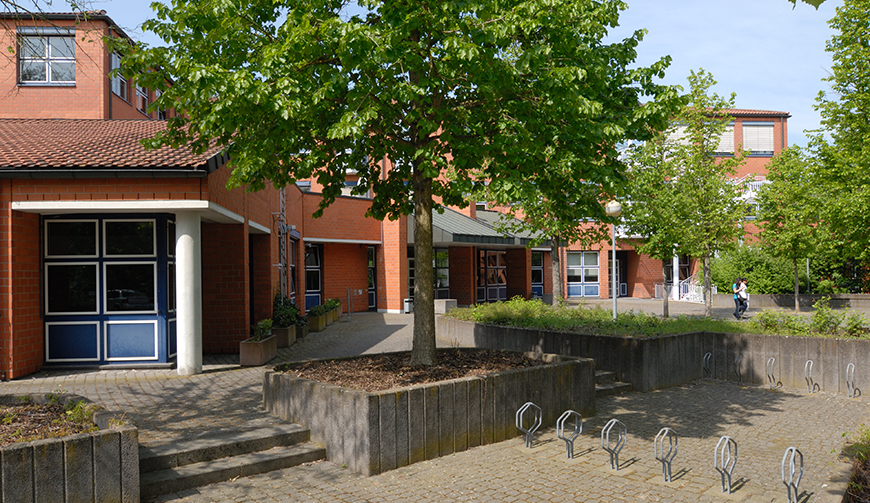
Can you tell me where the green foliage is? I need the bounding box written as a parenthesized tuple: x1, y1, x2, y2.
(16, 395, 30, 403)
(711, 245, 805, 295)
(810, 297, 844, 335)
(326, 298, 341, 311)
(308, 304, 328, 317)
(272, 293, 300, 328)
(844, 312, 869, 338)
(250, 319, 273, 342)
(623, 69, 747, 316)
(62, 400, 99, 426)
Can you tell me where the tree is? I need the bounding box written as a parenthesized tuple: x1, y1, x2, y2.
(756, 147, 821, 311)
(622, 69, 747, 317)
(812, 0, 870, 269)
(119, 0, 681, 364)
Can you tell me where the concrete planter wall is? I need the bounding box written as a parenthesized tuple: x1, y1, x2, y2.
(308, 314, 327, 332)
(712, 293, 870, 309)
(239, 334, 278, 366)
(273, 326, 296, 348)
(264, 352, 595, 476)
(0, 393, 139, 503)
(436, 316, 870, 394)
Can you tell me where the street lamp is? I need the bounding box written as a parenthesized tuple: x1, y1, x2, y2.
(605, 200, 622, 321)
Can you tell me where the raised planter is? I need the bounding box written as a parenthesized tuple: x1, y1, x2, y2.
(436, 316, 870, 394)
(325, 310, 334, 326)
(0, 393, 139, 503)
(308, 313, 327, 332)
(239, 334, 278, 366)
(297, 323, 309, 338)
(263, 351, 595, 476)
(273, 326, 296, 348)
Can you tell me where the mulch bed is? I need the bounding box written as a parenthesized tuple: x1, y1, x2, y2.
(846, 460, 870, 502)
(0, 404, 96, 446)
(276, 349, 543, 392)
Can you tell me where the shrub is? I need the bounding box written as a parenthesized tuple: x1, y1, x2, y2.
(711, 245, 804, 295)
(308, 304, 328, 317)
(250, 319, 273, 341)
(844, 312, 869, 338)
(810, 297, 844, 335)
(272, 293, 299, 328)
(326, 298, 341, 311)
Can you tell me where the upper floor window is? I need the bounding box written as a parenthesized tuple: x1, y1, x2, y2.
(154, 90, 167, 120)
(18, 28, 75, 85)
(714, 123, 734, 155)
(136, 85, 149, 113)
(743, 122, 775, 156)
(111, 52, 128, 101)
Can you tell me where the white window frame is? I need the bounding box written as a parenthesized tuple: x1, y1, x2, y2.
(45, 321, 100, 363)
(103, 261, 158, 315)
(103, 219, 157, 258)
(44, 262, 100, 315)
(18, 27, 75, 85)
(103, 320, 159, 361)
(136, 85, 149, 113)
(111, 52, 128, 101)
(742, 122, 775, 156)
(715, 123, 735, 155)
(44, 219, 98, 258)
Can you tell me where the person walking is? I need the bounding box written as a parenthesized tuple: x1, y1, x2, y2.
(736, 278, 749, 319)
(732, 277, 742, 319)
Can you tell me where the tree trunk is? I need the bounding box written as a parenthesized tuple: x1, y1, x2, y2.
(409, 169, 436, 366)
(703, 254, 712, 317)
(662, 260, 669, 318)
(794, 257, 800, 312)
(550, 237, 562, 306)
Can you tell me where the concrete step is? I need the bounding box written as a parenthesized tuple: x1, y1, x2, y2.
(139, 423, 312, 474)
(595, 381, 633, 398)
(594, 370, 618, 385)
(139, 443, 326, 498)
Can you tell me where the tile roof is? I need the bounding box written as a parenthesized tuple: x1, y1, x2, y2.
(0, 119, 226, 173)
(720, 109, 791, 117)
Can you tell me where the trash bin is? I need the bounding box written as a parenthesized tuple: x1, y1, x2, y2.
(403, 299, 414, 314)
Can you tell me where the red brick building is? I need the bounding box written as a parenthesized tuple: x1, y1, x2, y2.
(0, 11, 789, 379)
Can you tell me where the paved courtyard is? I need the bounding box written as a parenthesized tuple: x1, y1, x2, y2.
(1, 305, 867, 502)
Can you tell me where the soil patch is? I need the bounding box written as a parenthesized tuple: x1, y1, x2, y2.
(276, 349, 543, 392)
(0, 403, 98, 446)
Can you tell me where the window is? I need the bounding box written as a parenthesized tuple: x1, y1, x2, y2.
(477, 249, 506, 302)
(304, 244, 322, 309)
(567, 251, 599, 297)
(111, 52, 127, 101)
(715, 123, 735, 155)
(743, 122, 775, 156)
(296, 181, 312, 192)
(434, 248, 449, 299)
(531, 251, 544, 299)
(154, 89, 167, 120)
(136, 86, 149, 113)
(18, 28, 75, 84)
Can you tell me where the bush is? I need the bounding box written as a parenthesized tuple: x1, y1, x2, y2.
(250, 319, 273, 341)
(711, 245, 805, 295)
(272, 293, 299, 328)
(326, 298, 341, 311)
(810, 297, 845, 335)
(308, 304, 328, 317)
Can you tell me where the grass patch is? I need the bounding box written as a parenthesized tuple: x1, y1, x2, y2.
(446, 297, 870, 339)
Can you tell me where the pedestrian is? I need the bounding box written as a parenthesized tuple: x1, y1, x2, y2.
(736, 278, 749, 319)
(732, 277, 742, 319)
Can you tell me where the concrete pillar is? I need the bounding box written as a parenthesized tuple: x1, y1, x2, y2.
(176, 211, 202, 375)
(671, 255, 680, 301)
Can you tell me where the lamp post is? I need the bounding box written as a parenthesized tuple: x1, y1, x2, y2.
(605, 201, 622, 321)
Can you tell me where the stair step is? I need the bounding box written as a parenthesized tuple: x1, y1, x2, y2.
(139, 424, 310, 474)
(595, 381, 633, 398)
(594, 370, 618, 385)
(140, 443, 326, 498)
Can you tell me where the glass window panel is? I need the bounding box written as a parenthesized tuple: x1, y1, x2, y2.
(566, 253, 582, 266)
(487, 270, 497, 285)
(497, 269, 506, 285)
(583, 252, 598, 266)
(567, 269, 582, 283)
(487, 252, 497, 267)
(49, 37, 74, 58)
(584, 268, 599, 283)
(168, 262, 176, 311)
(106, 263, 155, 312)
(435, 269, 449, 288)
(46, 221, 96, 256)
(531, 269, 544, 284)
(305, 248, 319, 266)
(305, 270, 320, 292)
(367, 247, 375, 267)
(20, 37, 45, 58)
(531, 252, 543, 268)
(50, 61, 75, 82)
(367, 269, 374, 288)
(496, 252, 505, 267)
(47, 264, 96, 313)
(435, 249, 448, 268)
(478, 270, 486, 286)
(20, 61, 46, 82)
(478, 250, 485, 268)
(106, 221, 154, 256)
(167, 221, 176, 256)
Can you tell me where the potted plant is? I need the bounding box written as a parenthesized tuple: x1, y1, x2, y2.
(308, 304, 328, 332)
(296, 313, 309, 339)
(326, 298, 342, 323)
(240, 318, 277, 366)
(272, 293, 298, 348)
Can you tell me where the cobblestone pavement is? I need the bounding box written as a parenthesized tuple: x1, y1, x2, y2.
(1, 309, 868, 502)
(145, 381, 868, 503)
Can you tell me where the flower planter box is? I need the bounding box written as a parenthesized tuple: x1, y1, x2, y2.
(273, 326, 296, 348)
(325, 311, 334, 326)
(263, 351, 595, 476)
(308, 314, 327, 332)
(239, 334, 278, 366)
(0, 394, 139, 503)
(297, 323, 309, 339)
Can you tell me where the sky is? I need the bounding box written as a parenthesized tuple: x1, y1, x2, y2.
(37, 0, 844, 148)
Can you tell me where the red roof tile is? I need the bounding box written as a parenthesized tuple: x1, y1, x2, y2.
(720, 109, 791, 117)
(0, 119, 225, 172)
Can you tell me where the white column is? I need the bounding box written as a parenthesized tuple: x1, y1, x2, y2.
(671, 255, 680, 301)
(176, 211, 202, 375)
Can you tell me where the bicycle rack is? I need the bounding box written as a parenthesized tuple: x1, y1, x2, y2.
(703, 352, 713, 379)
(781, 446, 804, 503)
(654, 427, 678, 483)
(556, 410, 583, 459)
(805, 360, 818, 393)
(515, 402, 542, 448)
(734, 354, 743, 386)
(601, 418, 627, 470)
(766, 357, 778, 389)
(846, 363, 859, 398)
(714, 436, 737, 494)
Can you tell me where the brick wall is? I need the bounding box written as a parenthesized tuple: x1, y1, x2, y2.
(505, 248, 530, 300)
(449, 247, 475, 306)
(201, 223, 249, 353)
(9, 178, 205, 202)
(250, 233, 273, 322)
(322, 243, 369, 312)
(380, 217, 407, 311)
